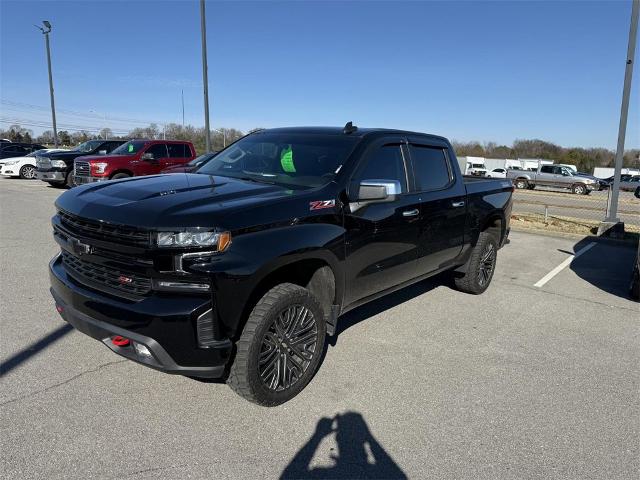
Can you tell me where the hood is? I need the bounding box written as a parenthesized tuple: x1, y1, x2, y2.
(55, 173, 306, 229)
(74, 154, 135, 163)
(0, 155, 29, 164)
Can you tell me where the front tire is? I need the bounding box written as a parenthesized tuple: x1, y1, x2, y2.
(19, 164, 37, 179)
(227, 283, 326, 406)
(111, 173, 131, 180)
(454, 232, 498, 294)
(572, 183, 587, 195)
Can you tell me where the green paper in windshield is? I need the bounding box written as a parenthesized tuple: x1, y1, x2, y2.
(128, 144, 134, 153)
(280, 145, 295, 173)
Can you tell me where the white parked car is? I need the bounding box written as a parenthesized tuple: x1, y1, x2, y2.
(486, 168, 507, 178)
(0, 149, 67, 179)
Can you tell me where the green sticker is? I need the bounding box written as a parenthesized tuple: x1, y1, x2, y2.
(280, 145, 295, 173)
(128, 144, 134, 153)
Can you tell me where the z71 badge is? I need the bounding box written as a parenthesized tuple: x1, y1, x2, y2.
(309, 200, 336, 211)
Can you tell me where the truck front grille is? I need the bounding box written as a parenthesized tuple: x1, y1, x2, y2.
(58, 210, 150, 247)
(75, 161, 90, 176)
(61, 250, 152, 296)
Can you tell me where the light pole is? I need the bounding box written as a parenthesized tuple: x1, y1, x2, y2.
(602, 0, 639, 233)
(200, 0, 211, 151)
(35, 20, 58, 147)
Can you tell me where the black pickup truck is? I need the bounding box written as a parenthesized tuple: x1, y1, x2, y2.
(48, 124, 513, 406)
(36, 139, 125, 188)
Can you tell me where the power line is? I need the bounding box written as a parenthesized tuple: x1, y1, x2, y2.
(0, 99, 173, 126)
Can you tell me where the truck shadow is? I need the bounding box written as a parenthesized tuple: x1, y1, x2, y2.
(280, 411, 407, 479)
(329, 275, 443, 347)
(567, 237, 637, 300)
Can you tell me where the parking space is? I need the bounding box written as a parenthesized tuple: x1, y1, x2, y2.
(1, 178, 638, 479)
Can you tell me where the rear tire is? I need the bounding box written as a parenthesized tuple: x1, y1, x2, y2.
(111, 173, 131, 180)
(515, 178, 528, 189)
(227, 283, 326, 406)
(454, 232, 498, 295)
(65, 171, 74, 188)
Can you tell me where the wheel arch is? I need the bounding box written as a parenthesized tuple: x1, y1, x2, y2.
(238, 256, 339, 337)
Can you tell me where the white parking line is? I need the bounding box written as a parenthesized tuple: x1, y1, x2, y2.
(534, 242, 597, 288)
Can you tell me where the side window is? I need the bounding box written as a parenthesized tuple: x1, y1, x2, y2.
(168, 144, 187, 158)
(104, 142, 119, 153)
(357, 145, 407, 194)
(145, 144, 168, 159)
(540, 165, 553, 174)
(409, 145, 451, 191)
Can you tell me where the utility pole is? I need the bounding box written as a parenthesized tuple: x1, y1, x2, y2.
(35, 20, 58, 147)
(602, 0, 638, 233)
(200, 0, 211, 151)
(181, 89, 185, 128)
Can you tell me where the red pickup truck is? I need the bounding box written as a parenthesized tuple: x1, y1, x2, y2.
(73, 139, 196, 184)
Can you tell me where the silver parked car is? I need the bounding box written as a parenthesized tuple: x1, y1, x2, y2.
(507, 164, 599, 194)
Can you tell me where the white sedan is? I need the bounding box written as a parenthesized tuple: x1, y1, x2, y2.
(0, 148, 67, 179)
(486, 168, 507, 178)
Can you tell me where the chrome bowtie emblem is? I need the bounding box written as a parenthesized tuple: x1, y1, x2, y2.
(69, 236, 92, 256)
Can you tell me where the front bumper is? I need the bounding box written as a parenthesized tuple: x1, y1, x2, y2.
(49, 253, 232, 378)
(37, 170, 66, 182)
(74, 175, 106, 185)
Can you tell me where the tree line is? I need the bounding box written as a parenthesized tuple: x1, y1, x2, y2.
(452, 139, 639, 172)
(1, 123, 638, 172)
(0, 123, 251, 154)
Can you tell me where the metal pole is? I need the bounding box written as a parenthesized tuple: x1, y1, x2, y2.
(181, 89, 185, 128)
(200, 0, 211, 152)
(605, 0, 638, 222)
(44, 30, 58, 147)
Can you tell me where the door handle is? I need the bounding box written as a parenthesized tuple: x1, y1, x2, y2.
(402, 209, 419, 217)
(451, 201, 465, 208)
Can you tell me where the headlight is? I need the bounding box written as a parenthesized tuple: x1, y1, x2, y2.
(51, 160, 66, 168)
(4, 160, 17, 165)
(156, 230, 231, 250)
(92, 162, 108, 174)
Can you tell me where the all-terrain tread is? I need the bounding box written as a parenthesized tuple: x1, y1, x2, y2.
(227, 283, 318, 406)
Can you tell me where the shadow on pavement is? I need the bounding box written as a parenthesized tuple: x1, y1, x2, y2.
(0, 323, 73, 376)
(329, 275, 442, 347)
(280, 411, 407, 479)
(568, 237, 637, 300)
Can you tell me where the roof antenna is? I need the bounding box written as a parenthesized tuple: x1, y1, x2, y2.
(343, 121, 358, 134)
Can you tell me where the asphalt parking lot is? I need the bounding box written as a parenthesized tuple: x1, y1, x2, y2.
(1, 177, 638, 480)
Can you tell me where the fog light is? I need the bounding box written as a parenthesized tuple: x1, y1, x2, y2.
(133, 342, 153, 359)
(55, 304, 64, 314)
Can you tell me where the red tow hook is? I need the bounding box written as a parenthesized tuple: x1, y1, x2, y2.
(111, 336, 130, 347)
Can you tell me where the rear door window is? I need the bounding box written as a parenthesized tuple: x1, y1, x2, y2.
(409, 145, 452, 191)
(168, 143, 188, 158)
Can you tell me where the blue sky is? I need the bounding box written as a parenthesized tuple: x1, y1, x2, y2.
(0, 0, 638, 148)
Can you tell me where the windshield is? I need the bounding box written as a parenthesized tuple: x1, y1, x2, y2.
(76, 140, 104, 153)
(111, 140, 147, 155)
(196, 133, 359, 188)
(188, 152, 216, 167)
(470, 163, 485, 169)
